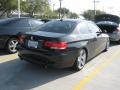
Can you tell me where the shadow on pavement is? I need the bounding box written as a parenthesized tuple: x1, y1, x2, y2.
(0, 41, 119, 90)
(0, 49, 10, 56)
(110, 42, 120, 47)
(0, 59, 75, 90)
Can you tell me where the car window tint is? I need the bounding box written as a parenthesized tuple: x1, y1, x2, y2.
(87, 22, 100, 33)
(78, 22, 91, 34)
(38, 21, 77, 34)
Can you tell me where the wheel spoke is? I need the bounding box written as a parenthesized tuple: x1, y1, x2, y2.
(9, 44, 14, 48)
(14, 41, 18, 45)
(77, 49, 86, 69)
(81, 59, 85, 66)
(11, 41, 15, 45)
(80, 50, 84, 56)
(13, 46, 16, 51)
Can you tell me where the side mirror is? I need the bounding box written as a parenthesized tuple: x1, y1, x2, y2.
(96, 31, 102, 36)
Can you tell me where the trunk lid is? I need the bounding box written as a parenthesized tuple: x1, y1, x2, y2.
(26, 31, 67, 38)
(95, 14, 120, 33)
(95, 14, 119, 25)
(23, 31, 68, 51)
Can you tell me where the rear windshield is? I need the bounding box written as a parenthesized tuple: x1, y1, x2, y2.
(38, 20, 77, 34)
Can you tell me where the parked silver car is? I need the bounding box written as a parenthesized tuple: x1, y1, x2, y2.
(108, 25, 120, 42)
(95, 14, 120, 43)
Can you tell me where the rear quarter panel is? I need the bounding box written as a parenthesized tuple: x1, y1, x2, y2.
(62, 33, 97, 61)
(0, 35, 10, 48)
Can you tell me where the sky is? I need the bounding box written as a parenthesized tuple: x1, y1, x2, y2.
(50, 0, 120, 16)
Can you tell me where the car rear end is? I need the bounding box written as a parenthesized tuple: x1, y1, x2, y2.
(108, 28, 120, 41)
(98, 25, 120, 42)
(17, 20, 79, 68)
(95, 14, 120, 42)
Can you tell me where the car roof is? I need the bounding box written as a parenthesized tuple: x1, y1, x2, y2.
(0, 17, 28, 21)
(0, 17, 41, 22)
(0, 17, 28, 23)
(50, 19, 88, 23)
(0, 17, 44, 25)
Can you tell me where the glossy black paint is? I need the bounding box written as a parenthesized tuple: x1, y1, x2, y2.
(0, 17, 44, 49)
(18, 19, 109, 68)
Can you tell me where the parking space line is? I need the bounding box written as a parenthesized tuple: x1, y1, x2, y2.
(73, 50, 120, 90)
(0, 54, 18, 63)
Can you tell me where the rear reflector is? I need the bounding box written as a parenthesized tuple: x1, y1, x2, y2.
(43, 41, 68, 50)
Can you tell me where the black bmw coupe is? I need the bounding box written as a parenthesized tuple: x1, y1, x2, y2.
(18, 19, 109, 71)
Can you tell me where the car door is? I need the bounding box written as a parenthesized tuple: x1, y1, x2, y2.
(87, 22, 106, 55)
(77, 22, 96, 60)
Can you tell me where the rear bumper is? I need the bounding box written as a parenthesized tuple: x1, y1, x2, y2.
(18, 46, 78, 68)
(109, 33, 120, 41)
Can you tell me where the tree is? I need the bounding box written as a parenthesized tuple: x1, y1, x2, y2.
(69, 12, 79, 19)
(0, 0, 17, 18)
(55, 7, 70, 18)
(56, 8, 69, 15)
(22, 0, 50, 17)
(82, 10, 105, 20)
(38, 9, 58, 19)
(0, 0, 56, 18)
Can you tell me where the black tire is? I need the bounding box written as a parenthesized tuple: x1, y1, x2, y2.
(117, 40, 120, 44)
(6, 38, 18, 54)
(104, 41, 109, 52)
(73, 49, 87, 71)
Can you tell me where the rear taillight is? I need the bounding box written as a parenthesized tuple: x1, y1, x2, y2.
(113, 29, 120, 33)
(18, 34, 26, 44)
(43, 41, 68, 50)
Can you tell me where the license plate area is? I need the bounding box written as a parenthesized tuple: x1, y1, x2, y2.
(28, 40, 38, 48)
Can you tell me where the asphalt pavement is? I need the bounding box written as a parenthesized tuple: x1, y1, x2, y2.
(0, 43, 120, 90)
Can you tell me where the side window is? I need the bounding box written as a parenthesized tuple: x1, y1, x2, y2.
(87, 22, 100, 33)
(30, 19, 43, 27)
(77, 22, 91, 34)
(29, 19, 44, 30)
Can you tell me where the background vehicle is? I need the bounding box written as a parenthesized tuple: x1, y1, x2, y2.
(95, 14, 120, 43)
(17, 19, 109, 71)
(41, 19, 51, 23)
(0, 17, 44, 53)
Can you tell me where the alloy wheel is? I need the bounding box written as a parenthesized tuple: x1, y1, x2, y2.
(73, 49, 87, 71)
(8, 39, 18, 53)
(77, 49, 87, 69)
